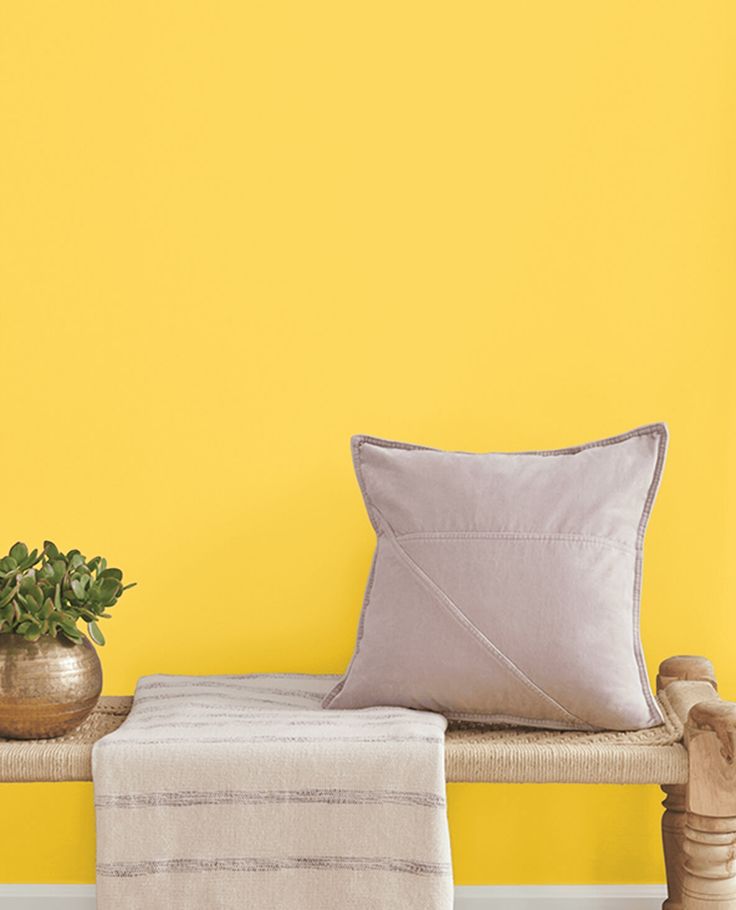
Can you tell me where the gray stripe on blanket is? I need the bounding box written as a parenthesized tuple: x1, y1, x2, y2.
(127, 711, 423, 724)
(96, 735, 443, 746)
(139, 682, 326, 698)
(137, 673, 339, 682)
(97, 856, 452, 878)
(126, 719, 442, 731)
(133, 689, 312, 710)
(96, 788, 446, 809)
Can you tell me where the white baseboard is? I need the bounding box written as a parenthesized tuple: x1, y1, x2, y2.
(455, 885, 666, 908)
(0, 887, 94, 910)
(0, 884, 667, 908)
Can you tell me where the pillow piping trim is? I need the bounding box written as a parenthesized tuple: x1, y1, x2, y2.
(631, 423, 669, 726)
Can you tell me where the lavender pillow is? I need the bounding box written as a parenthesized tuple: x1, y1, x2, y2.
(323, 425, 668, 731)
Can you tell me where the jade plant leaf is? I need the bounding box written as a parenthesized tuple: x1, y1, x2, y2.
(87, 620, 105, 646)
(70, 579, 85, 600)
(43, 540, 59, 559)
(9, 542, 28, 563)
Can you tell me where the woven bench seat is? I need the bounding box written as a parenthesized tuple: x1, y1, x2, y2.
(0, 684, 697, 785)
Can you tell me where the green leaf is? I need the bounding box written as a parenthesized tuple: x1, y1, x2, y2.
(98, 577, 121, 600)
(19, 574, 37, 593)
(58, 619, 82, 641)
(69, 553, 84, 569)
(87, 620, 105, 646)
(0, 584, 19, 608)
(17, 548, 39, 571)
(99, 568, 123, 581)
(23, 616, 47, 639)
(43, 541, 59, 559)
(9, 542, 28, 563)
(0, 557, 18, 573)
(70, 579, 86, 600)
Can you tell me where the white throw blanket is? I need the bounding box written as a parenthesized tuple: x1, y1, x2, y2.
(93, 674, 453, 909)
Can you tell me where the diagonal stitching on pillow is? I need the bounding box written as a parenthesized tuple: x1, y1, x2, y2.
(372, 505, 592, 729)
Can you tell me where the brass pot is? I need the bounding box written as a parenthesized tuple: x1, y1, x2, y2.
(0, 633, 102, 739)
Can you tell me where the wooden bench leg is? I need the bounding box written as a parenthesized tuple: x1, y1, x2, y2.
(658, 657, 720, 910)
(662, 784, 687, 909)
(683, 813, 736, 909)
(682, 700, 736, 908)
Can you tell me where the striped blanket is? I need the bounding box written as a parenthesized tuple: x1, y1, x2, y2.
(93, 674, 453, 909)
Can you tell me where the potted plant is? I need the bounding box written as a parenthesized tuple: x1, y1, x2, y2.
(0, 541, 135, 739)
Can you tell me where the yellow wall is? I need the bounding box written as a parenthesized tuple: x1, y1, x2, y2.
(1, 0, 735, 886)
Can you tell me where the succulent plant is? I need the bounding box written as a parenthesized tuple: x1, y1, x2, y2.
(0, 541, 135, 645)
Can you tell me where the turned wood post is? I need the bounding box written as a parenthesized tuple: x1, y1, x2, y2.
(682, 698, 736, 909)
(658, 656, 718, 910)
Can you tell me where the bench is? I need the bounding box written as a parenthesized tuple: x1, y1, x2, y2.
(1, 655, 734, 909)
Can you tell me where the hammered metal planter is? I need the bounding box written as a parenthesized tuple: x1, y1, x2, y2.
(0, 634, 102, 739)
